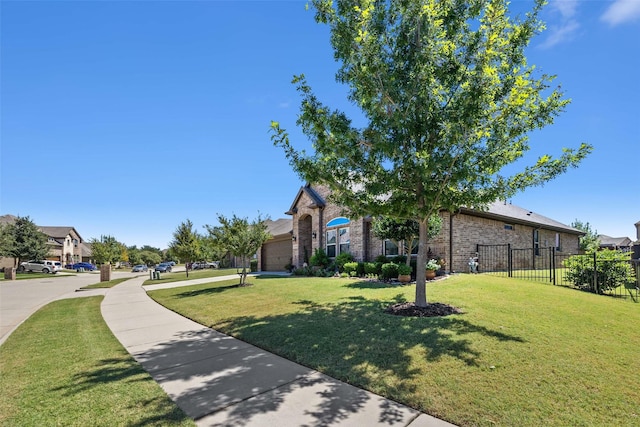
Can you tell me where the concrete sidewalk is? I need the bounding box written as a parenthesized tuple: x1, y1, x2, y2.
(101, 276, 456, 427)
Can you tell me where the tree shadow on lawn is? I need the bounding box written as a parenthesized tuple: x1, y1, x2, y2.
(215, 295, 526, 404)
(49, 354, 192, 426)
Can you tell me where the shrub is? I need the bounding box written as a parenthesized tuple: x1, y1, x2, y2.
(356, 262, 365, 277)
(392, 255, 407, 265)
(564, 250, 634, 293)
(364, 262, 378, 275)
(397, 263, 412, 275)
(343, 262, 359, 276)
(335, 252, 354, 271)
(381, 263, 399, 280)
(374, 254, 388, 264)
(310, 248, 330, 268)
(250, 259, 258, 272)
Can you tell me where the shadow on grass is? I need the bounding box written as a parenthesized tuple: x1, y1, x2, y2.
(49, 354, 191, 425)
(342, 280, 412, 289)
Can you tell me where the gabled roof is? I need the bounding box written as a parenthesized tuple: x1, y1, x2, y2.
(286, 184, 326, 215)
(264, 218, 293, 237)
(460, 201, 583, 234)
(598, 235, 632, 247)
(38, 226, 83, 242)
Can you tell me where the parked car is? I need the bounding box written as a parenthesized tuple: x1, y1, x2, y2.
(192, 261, 219, 270)
(131, 264, 148, 272)
(18, 260, 61, 274)
(155, 262, 172, 273)
(70, 262, 97, 271)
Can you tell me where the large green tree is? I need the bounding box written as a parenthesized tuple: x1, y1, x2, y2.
(89, 235, 123, 265)
(271, 0, 591, 307)
(372, 215, 442, 265)
(205, 214, 271, 286)
(0, 216, 49, 266)
(169, 219, 201, 277)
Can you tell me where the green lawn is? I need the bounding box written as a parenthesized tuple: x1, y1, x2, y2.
(149, 274, 640, 427)
(0, 297, 194, 427)
(0, 271, 75, 281)
(142, 267, 242, 285)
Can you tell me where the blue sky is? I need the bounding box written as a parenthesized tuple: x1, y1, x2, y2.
(1, 0, 638, 249)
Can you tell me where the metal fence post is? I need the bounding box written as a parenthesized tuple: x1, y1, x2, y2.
(593, 252, 598, 294)
(508, 243, 512, 278)
(551, 247, 556, 285)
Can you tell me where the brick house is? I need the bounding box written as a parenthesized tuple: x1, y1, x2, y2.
(257, 184, 583, 272)
(0, 214, 88, 269)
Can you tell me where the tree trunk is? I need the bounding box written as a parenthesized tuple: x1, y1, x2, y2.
(415, 218, 428, 307)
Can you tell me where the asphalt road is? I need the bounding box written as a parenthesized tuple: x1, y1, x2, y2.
(0, 269, 150, 346)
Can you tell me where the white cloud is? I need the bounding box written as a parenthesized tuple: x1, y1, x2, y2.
(601, 0, 640, 26)
(539, 0, 581, 48)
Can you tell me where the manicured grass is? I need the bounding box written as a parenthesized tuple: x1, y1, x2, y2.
(0, 297, 194, 427)
(149, 274, 640, 427)
(142, 268, 241, 285)
(0, 272, 74, 281)
(81, 277, 132, 289)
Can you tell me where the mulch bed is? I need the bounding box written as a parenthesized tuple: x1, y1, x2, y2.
(384, 301, 462, 317)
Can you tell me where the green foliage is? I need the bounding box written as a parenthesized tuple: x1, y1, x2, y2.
(397, 263, 412, 275)
(310, 248, 331, 268)
(571, 219, 600, 252)
(380, 263, 399, 280)
(271, 0, 592, 307)
(343, 262, 359, 276)
(139, 250, 162, 266)
(564, 251, 635, 294)
(364, 262, 378, 275)
(0, 216, 50, 265)
(205, 214, 271, 285)
(426, 259, 441, 271)
(90, 235, 123, 265)
(335, 252, 354, 271)
(169, 219, 201, 277)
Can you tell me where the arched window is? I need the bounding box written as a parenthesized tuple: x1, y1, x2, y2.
(326, 217, 350, 257)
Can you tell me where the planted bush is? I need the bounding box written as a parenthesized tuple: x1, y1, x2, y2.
(335, 252, 354, 271)
(381, 263, 399, 280)
(364, 262, 378, 276)
(564, 250, 635, 293)
(310, 248, 330, 268)
(343, 262, 359, 276)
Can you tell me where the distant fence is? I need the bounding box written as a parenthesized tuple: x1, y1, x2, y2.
(476, 244, 640, 303)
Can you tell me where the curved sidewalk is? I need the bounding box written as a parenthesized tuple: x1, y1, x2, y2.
(101, 276, 455, 427)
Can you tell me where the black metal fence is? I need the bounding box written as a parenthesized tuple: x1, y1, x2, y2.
(476, 244, 640, 303)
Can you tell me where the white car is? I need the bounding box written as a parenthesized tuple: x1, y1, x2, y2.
(18, 260, 61, 274)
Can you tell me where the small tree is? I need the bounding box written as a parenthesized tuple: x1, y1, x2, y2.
(205, 214, 271, 286)
(0, 216, 50, 267)
(90, 235, 123, 266)
(565, 250, 634, 294)
(571, 219, 600, 253)
(139, 250, 162, 266)
(169, 219, 201, 277)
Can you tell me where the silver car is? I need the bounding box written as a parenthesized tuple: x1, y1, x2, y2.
(18, 260, 61, 274)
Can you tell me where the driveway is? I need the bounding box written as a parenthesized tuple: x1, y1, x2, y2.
(0, 270, 146, 346)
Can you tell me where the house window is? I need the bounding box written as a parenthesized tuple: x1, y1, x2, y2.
(534, 229, 540, 256)
(504, 224, 514, 230)
(326, 229, 337, 257)
(326, 217, 350, 257)
(384, 240, 399, 256)
(555, 233, 562, 252)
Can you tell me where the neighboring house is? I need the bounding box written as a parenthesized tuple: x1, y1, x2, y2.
(598, 235, 633, 251)
(0, 214, 88, 269)
(258, 184, 583, 273)
(39, 226, 85, 265)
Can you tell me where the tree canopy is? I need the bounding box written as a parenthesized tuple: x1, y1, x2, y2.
(89, 235, 124, 265)
(169, 219, 201, 277)
(571, 219, 600, 253)
(271, 0, 592, 307)
(205, 214, 271, 286)
(0, 216, 49, 266)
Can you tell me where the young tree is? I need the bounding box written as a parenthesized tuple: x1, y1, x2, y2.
(90, 235, 123, 265)
(571, 219, 600, 253)
(0, 216, 49, 266)
(205, 214, 271, 286)
(169, 219, 201, 277)
(271, 0, 591, 308)
(372, 215, 442, 265)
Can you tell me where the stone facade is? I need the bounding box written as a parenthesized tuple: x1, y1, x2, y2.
(283, 184, 582, 273)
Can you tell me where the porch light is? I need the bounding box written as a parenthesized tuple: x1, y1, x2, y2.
(312, 232, 317, 239)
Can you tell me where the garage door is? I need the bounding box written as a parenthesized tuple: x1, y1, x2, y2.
(261, 239, 292, 271)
